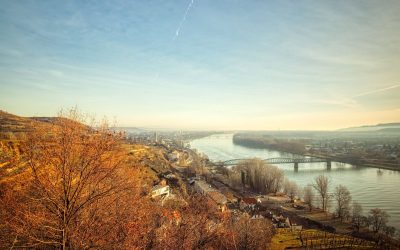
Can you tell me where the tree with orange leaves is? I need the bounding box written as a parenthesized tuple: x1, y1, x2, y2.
(4, 109, 131, 249)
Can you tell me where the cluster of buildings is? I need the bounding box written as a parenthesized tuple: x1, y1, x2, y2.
(191, 179, 228, 211)
(151, 171, 300, 231)
(167, 149, 193, 166)
(150, 171, 191, 208)
(306, 140, 400, 166)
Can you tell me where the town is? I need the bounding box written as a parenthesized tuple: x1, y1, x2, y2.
(127, 130, 399, 249)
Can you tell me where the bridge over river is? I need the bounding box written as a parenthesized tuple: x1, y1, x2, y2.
(212, 157, 332, 171)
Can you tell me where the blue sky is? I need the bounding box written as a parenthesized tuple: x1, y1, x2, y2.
(0, 0, 399, 130)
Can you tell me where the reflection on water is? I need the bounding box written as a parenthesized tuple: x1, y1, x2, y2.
(191, 134, 400, 230)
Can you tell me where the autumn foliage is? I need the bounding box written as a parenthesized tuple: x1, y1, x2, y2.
(0, 110, 274, 249)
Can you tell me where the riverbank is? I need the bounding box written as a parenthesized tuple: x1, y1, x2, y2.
(232, 133, 306, 155)
(309, 152, 400, 172)
(205, 164, 399, 248)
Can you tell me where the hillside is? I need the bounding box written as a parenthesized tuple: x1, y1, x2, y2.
(0, 110, 88, 140)
(339, 122, 400, 132)
(0, 110, 38, 133)
(0, 110, 278, 249)
(0, 110, 56, 134)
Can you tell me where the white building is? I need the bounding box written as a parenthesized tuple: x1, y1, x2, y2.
(151, 185, 170, 198)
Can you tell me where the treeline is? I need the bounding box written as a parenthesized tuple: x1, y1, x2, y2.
(0, 110, 274, 249)
(225, 159, 284, 194)
(304, 175, 396, 238)
(233, 133, 307, 155)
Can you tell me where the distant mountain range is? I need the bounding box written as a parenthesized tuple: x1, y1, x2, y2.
(339, 122, 400, 132)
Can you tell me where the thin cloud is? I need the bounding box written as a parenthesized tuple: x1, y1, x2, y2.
(354, 84, 400, 98)
(303, 97, 358, 109)
(316, 99, 357, 108)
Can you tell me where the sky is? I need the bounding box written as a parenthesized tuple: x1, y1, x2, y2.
(0, 0, 399, 130)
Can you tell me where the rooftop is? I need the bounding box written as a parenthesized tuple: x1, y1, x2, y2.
(207, 191, 228, 205)
(242, 197, 258, 204)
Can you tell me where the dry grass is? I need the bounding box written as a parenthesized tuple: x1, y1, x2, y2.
(270, 228, 303, 250)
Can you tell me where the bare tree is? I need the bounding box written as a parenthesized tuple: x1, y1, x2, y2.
(10, 109, 129, 249)
(284, 179, 298, 202)
(303, 185, 314, 211)
(266, 165, 284, 194)
(334, 185, 352, 221)
(368, 208, 390, 233)
(236, 159, 264, 192)
(351, 201, 363, 231)
(155, 195, 223, 250)
(235, 159, 284, 194)
(0, 140, 22, 181)
(229, 214, 274, 250)
(312, 175, 330, 211)
(383, 225, 396, 237)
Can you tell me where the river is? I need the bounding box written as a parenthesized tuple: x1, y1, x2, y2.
(190, 134, 400, 230)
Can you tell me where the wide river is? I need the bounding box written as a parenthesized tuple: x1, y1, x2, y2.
(190, 134, 400, 230)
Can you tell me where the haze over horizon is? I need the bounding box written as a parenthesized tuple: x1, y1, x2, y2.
(1, 0, 399, 130)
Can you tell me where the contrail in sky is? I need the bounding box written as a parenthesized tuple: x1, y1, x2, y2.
(173, 0, 195, 41)
(154, 0, 195, 80)
(353, 84, 400, 97)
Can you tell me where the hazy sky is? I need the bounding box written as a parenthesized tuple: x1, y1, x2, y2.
(1, 0, 399, 130)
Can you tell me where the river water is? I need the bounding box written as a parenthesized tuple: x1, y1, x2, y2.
(190, 134, 400, 230)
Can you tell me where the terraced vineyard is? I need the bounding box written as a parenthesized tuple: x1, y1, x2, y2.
(271, 229, 377, 250)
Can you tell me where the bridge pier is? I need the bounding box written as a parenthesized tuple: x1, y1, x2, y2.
(327, 160, 331, 170)
(294, 162, 299, 172)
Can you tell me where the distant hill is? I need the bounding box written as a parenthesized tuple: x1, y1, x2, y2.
(377, 127, 400, 133)
(113, 127, 144, 134)
(339, 122, 400, 132)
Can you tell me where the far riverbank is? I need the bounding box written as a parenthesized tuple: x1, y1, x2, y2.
(232, 133, 400, 172)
